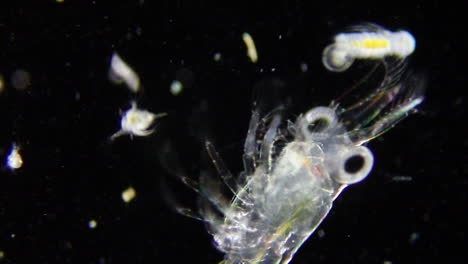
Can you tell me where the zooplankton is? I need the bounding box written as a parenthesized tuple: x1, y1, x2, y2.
(110, 102, 166, 140)
(174, 23, 423, 264)
(322, 24, 416, 72)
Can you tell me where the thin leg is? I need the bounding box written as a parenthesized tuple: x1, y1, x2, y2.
(198, 169, 231, 214)
(205, 140, 238, 194)
(260, 113, 282, 172)
(242, 109, 261, 178)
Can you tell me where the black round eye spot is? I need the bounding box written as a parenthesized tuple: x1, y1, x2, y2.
(344, 155, 365, 174)
(307, 117, 330, 133)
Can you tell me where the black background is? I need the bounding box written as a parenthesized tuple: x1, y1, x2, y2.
(0, 2, 465, 264)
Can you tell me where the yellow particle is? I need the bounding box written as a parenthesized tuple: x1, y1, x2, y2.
(88, 219, 97, 229)
(0, 250, 4, 259)
(56, 0, 64, 2)
(354, 39, 390, 49)
(0, 74, 5, 93)
(122, 186, 136, 203)
(242, 32, 258, 63)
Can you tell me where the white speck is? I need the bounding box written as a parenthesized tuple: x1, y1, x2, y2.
(88, 219, 97, 229)
(213, 52, 222, 61)
(300, 62, 308, 72)
(317, 229, 326, 238)
(11, 69, 31, 90)
(408, 232, 420, 244)
(109, 53, 141, 93)
(170, 80, 183, 95)
(242, 32, 258, 63)
(122, 186, 136, 203)
(392, 175, 413, 182)
(7, 144, 23, 170)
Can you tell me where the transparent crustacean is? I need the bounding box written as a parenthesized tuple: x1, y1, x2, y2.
(173, 26, 424, 264)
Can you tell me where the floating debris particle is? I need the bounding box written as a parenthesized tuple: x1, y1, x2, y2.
(408, 232, 420, 244)
(6, 143, 23, 170)
(242, 32, 258, 63)
(213, 52, 222, 61)
(392, 175, 413, 182)
(11, 69, 31, 90)
(88, 219, 97, 229)
(109, 53, 141, 93)
(0, 74, 5, 93)
(122, 186, 136, 203)
(170, 80, 183, 95)
(317, 229, 326, 238)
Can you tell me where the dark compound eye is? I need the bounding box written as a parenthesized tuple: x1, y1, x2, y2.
(303, 107, 338, 137)
(344, 155, 365, 174)
(333, 146, 374, 184)
(321, 43, 354, 72)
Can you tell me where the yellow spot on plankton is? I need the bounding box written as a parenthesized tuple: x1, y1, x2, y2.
(122, 186, 136, 203)
(242, 32, 258, 63)
(354, 39, 390, 49)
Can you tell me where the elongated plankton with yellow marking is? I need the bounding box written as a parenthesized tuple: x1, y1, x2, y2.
(322, 24, 416, 72)
(110, 102, 167, 140)
(242, 32, 258, 63)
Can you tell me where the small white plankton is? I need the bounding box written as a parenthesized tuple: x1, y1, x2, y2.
(109, 53, 141, 93)
(322, 24, 416, 72)
(6, 144, 23, 170)
(111, 102, 167, 140)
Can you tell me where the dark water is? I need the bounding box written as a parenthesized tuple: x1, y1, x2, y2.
(0, 2, 464, 264)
